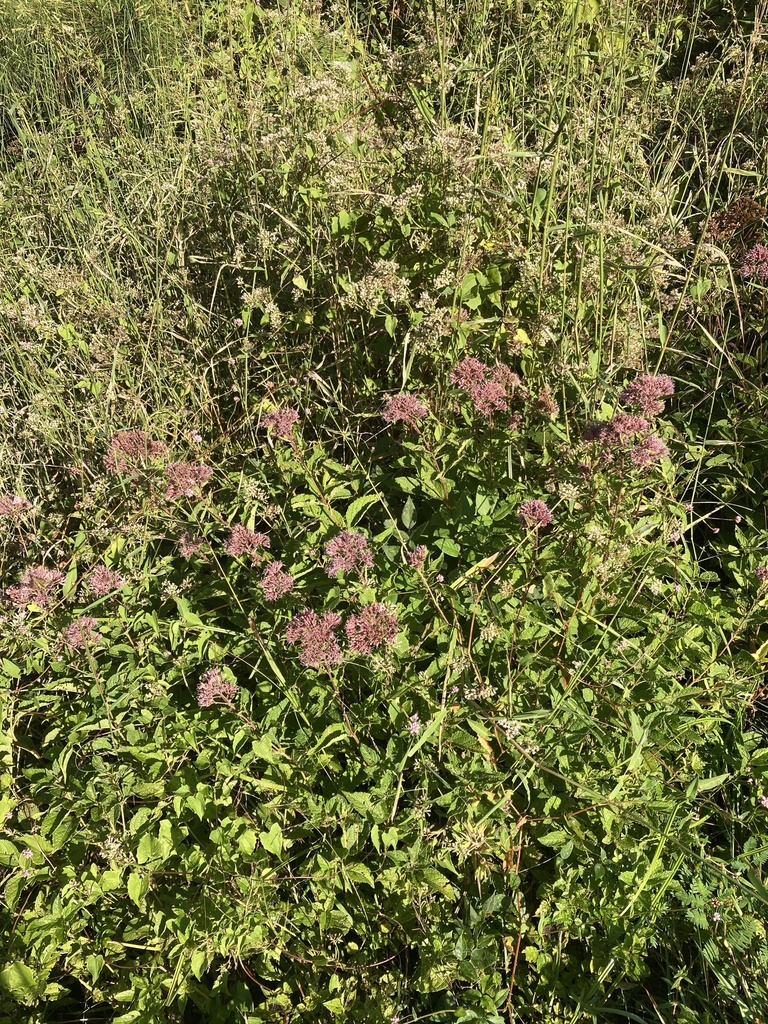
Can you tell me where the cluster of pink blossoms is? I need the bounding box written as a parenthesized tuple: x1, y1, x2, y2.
(741, 244, 768, 283)
(88, 565, 126, 597)
(105, 429, 168, 477)
(325, 530, 373, 577)
(0, 495, 32, 517)
(262, 408, 299, 440)
(179, 532, 205, 558)
(261, 561, 294, 601)
(382, 394, 428, 429)
(450, 356, 523, 418)
(63, 617, 101, 648)
(164, 462, 213, 500)
(518, 499, 553, 530)
(224, 525, 270, 561)
(286, 609, 343, 668)
(345, 603, 398, 656)
(408, 545, 427, 569)
(197, 667, 239, 707)
(756, 565, 768, 584)
(618, 374, 675, 417)
(7, 566, 64, 608)
(287, 603, 398, 667)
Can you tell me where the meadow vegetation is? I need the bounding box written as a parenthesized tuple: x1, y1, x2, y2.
(2, 0, 768, 1021)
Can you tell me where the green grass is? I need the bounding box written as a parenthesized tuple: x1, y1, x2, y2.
(1, 1, 768, 1022)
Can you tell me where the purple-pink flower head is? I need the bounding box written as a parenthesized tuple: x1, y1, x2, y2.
(0, 495, 32, 517)
(741, 244, 768, 283)
(630, 435, 669, 469)
(582, 413, 649, 448)
(105, 429, 168, 477)
(450, 356, 488, 391)
(179, 532, 205, 558)
(164, 462, 212, 501)
(261, 560, 294, 601)
(756, 564, 768, 584)
(408, 545, 427, 569)
(324, 530, 373, 577)
(346, 603, 398, 656)
(450, 355, 513, 419)
(7, 566, 65, 608)
(88, 565, 126, 598)
(382, 393, 428, 429)
(63, 616, 101, 648)
(224, 525, 270, 562)
(197, 667, 238, 707)
(618, 374, 676, 417)
(533, 386, 560, 419)
(518, 499, 553, 530)
(286, 609, 343, 669)
(262, 408, 299, 440)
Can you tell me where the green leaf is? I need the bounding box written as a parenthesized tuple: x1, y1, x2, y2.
(401, 496, 416, 529)
(434, 538, 460, 557)
(260, 822, 284, 856)
(0, 962, 39, 1005)
(238, 829, 257, 855)
(127, 871, 148, 907)
(345, 495, 379, 528)
(190, 950, 207, 981)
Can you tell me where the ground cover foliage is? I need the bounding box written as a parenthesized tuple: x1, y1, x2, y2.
(2, 0, 768, 1021)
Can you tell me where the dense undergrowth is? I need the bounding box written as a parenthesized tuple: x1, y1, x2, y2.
(2, 0, 768, 1021)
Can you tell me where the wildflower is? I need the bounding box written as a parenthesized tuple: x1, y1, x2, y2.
(406, 713, 421, 736)
(196, 667, 238, 707)
(7, 566, 64, 608)
(533, 385, 560, 418)
(713, 912, 722, 922)
(88, 565, 126, 597)
(286, 609, 343, 669)
(63, 616, 102, 648)
(164, 462, 213, 500)
(262, 408, 299, 440)
(630, 435, 669, 468)
(760, 796, 768, 809)
(0, 495, 32, 517)
(583, 413, 649, 447)
(408, 545, 427, 569)
(224, 525, 270, 561)
(618, 374, 675, 417)
(518, 499, 553, 530)
(261, 561, 294, 601)
(741, 244, 768, 283)
(21, 848, 33, 860)
(450, 355, 514, 418)
(490, 364, 524, 393)
(325, 530, 373, 576)
(346, 603, 398, 656)
(382, 393, 428, 428)
(756, 565, 768, 584)
(105, 429, 168, 477)
(179, 532, 205, 558)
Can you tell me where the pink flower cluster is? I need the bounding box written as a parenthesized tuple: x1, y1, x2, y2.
(261, 561, 294, 601)
(164, 462, 213, 500)
(741, 244, 768, 283)
(63, 616, 102, 648)
(179, 532, 205, 558)
(583, 413, 668, 469)
(346, 603, 398, 656)
(197, 667, 239, 707)
(286, 610, 343, 668)
(105, 429, 168, 477)
(756, 564, 768, 584)
(7, 566, 64, 608)
(518, 500, 553, 530)
(382, 393, 428, 429)
(88, 565, 126, 597)
(450, 356, 523, 418)
(618, 374, 675, 417)
(325, 530, 373, 576)
(262, 408, 299, 440)
(408, 545, 427, 569)
(0, 495, 32, 517)
(224, 525, 270, 561)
